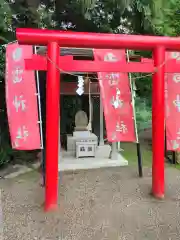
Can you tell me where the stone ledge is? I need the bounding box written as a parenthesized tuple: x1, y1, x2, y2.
(4, 165, 32, 179)
(58, 156, 128, 172)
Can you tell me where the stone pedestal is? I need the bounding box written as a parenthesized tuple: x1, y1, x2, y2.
(95, 145, 111, 158)
(110, 142, 128, 165)
(111, 142, 118, 160)
(76, 141, 97, 158)
(67, 132, 98, 157)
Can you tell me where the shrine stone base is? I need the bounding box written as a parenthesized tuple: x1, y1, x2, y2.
(95, 145, 111, 158)
(67, 132, 98, 157)
(58, 150, 128, 172)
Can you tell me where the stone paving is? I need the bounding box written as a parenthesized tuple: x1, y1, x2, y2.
(1, 166, 180, 239)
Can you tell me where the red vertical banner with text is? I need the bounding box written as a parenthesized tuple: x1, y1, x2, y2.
(93, 49, 136, 142)
(6, 43, 41, 150)
(165, 52, 180, 151)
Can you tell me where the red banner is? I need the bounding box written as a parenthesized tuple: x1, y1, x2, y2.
(93, 49, 136, 142)
(6, 43, 41, 150)
(165, 52, 180, 151)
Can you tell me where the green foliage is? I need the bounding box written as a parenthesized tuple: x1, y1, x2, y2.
(135, 75, 152, 102)
(36, 4, 56, 28)
(161, 0, 180, 36)
(0, 41, 11, 167)
(0, 129, 12, 166)
(135, 97, 152, 131)
(0, 46, 5, 79)
(0, 1, 12, 42)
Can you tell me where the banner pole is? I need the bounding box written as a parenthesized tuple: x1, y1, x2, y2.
(164, 126, 169, 162)
(126, 50, 143, 177)
(34, 46, 44, 149)
(34, 46, 45, 186)
(172, 151, 176, 164)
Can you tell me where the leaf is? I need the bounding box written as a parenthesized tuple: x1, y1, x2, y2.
(0, 36, 8, 43)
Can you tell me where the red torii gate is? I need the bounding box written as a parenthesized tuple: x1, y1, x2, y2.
(16, 28, 180, 211)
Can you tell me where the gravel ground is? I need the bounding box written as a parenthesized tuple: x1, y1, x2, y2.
(1, 166, 180, 240)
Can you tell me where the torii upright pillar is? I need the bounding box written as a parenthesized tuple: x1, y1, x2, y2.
(152, 47, 165, 198)
(45, 42, 60, 211)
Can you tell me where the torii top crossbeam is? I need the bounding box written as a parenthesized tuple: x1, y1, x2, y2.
(16, 28, 180, 50)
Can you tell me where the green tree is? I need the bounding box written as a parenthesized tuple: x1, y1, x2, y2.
(0, 1, 12, 42)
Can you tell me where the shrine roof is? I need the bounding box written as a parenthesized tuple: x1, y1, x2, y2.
(37, 46, 94, 58)
(37, 46, 141, 62)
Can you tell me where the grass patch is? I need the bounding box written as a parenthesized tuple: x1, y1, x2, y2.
(121, 143, 180, 171)
(174, 164, 180, 170)
(167, 162, 180, 171)
(120, 142, 152, 167)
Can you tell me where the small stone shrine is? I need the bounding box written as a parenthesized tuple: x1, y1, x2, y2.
(67, 110, 98, 157)
(74, 110, 88, 131)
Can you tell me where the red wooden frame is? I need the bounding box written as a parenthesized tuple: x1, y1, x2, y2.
(25, 54, 180, 73)
(16, 28, 180, 211)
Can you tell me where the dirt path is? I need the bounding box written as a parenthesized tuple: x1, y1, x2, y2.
(1, 166, 180, 239)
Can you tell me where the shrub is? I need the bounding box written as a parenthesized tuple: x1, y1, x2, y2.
(0, 127, 12, 167)
(135, 97, 152, 132)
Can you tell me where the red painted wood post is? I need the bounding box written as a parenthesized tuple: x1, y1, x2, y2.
(45, 42, 60, 211)
(152, 46, 165, 199)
